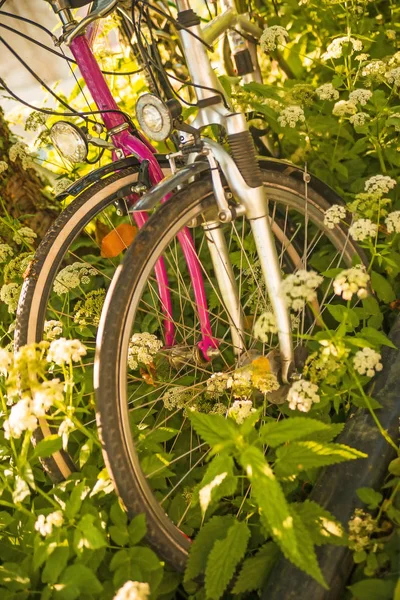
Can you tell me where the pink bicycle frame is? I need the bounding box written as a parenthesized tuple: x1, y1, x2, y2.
(69, 32, 217, 356)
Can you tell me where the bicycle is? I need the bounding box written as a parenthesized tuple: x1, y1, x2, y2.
(94, 0, 368, 576)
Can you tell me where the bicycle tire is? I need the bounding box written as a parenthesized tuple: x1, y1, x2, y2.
(95, 166, 366, 572)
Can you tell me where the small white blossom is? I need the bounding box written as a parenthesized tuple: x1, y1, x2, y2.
(3, 398, 37, 439)
(348, 508, 376, 552)
(361, 61, 386, 81)
(0, 348, 12, 376)
(128, 332, 162, 370)
(9, 142, 35, 170)
(353, 347, 383, 377)
(278, 106, 305, 128)
(355, 53, 369, 62)
(349, 218, 378, 241)
(35, 511, 64, 537)
(0, 160, 8, 174)
(0, 282, 21, 313)
(365, 175, 396, 196)
(333, 266, 369, 301)
(113, 581, 150, 600)
(44, 320, 63, 341)
(349, 112, 369, 127)
(253, 311, 278, 341)
(162, 386, 193, 410)
(385, 67, 400, 87)
(53, 262, 97, 295)
(287, 379, 320, 412)
(385, 211, 400, 234)
(205, 372, 229, 398)
(324, 205, 347, 229)
(280, 270, 323, 311)
(260, 26, 289, 52)
(32, 379, 64, 417)
(227, 370, 253, 399)
(47, 338, 87, 366)
(228, 399, 255, 424)
(58, 417, 75, 450)
(316, 83, 339, 101)
(322, 36, 363, 61)
(0, 243, 14, 263)
(13, 226, 37, 246)
(332, 100, 357, 117)
(348, 89, 372, 106)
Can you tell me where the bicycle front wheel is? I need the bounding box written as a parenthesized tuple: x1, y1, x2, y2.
(95, 166, 365, 571)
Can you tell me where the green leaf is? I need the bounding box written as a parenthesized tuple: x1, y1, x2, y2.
(371, 271, 396, 303)
(56, 564, 102, 599)
(186, 411, 238, 452)
(388, 457, 400, 476)
(64, 481, 88, 519)
(260, 418, 344, 447)
(42, 544, 69, 584)
(144, 427, 178, 443)
(109, 525, 129, 547)
(193, 455, 237, 515)
(347, 578, 396, 600)
(240, 446, 326, 587)
(205, 520, 250, 600)
(128, 513, 147, 546)
(232, 543, 279, 594)
(292, 500, 346, 546)
(356, 487, 383, 509)
(275, 441, 367, 477)
(74, 514, 107, 552)
(184, 516, 235, 583)
(32, 435, 63, 459)
(110, 501, 128, 528)
(327, 305, 359, 328)
(360, 327, 396, 349)
(78, 440, 93, 469)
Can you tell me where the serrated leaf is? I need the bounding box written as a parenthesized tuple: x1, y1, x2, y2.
(186, 411, 238, 452)
(360, 327, 396, 349)
(327, 305, 359, 328)
(232, 543, 279, 594)
(275, 441, 367, 477)
(128, 513, 147, 546)
(42, 544, 69, 584)
(388, 457, 400, 476)
(184, 516, 235, 583)
(74, 514, 107, 552)
(64, 481, 88, 519)
(205, 520, 250, 600)
(371, 271, 396, 303)
(292, 500, 346, 546)
(144, 427, 178, 443)
(109, 525, 129, 546)
(193, 455, 237, 515)
(110, 501, 127, 528)
(260, 418, 344, 447)
(240, 446, 326, 587)
(356, 487, 383, 509)
(57, 564, 102, 599)
(32, 435, 63, 459)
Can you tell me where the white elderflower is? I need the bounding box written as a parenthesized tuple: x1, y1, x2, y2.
(354, 53, 369, 62)
(278, 106, 305, 128)
(53, 178, 71, 196)
(47, 338, 87, 366)
(333, 266, 369, 300)
(361, 61, 386, 81)
(349, 218, 378, 241)
(35, 510, 64, 537)
(332, 100, 357, 117)
(53, 262, 97, 295)
(322, 36, 363, 61)
(0, 348, 12, 377)
(348, 89, 372, 106)
(162, 386, 193, 410)
(58, 417, 75, 450)
(324, 205, 347, 229)
(0, 160, 8, 174)
(260, 26, 289, 52)
(127, 332, 162, 370)
(385, 67, 400, 87)
(210, 402, 227, 415)
(13, 226, 37, 246)
(287, 379, 320, 412)
(349, 112, 369, 127)
(0, 243, 13, 263)
(348, 508, 376, 552)
(32, 379, 64, 417)
(353, 347, 383, 377)
(253, 311, 278, 342)
(365, 175, 396, 196)
(73, 289, 106, 327)
(280, 270, 323, 311)
(9, 142, 35, 170)
(113, 581, 150, 600)
(205, 372, 229, 398)
(44, 320, 63, 341)
(227, 370, 253, 399)
(228, 399, 255, 424)
(3, 398, 37, 439)
(385, 211, 400, 234)
(316, 83, 339, 101)
(0, 282, 21, 313)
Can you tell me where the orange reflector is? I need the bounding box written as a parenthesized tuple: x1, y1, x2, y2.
(100, 223, 137, 258)
(251, 356, 271, 374)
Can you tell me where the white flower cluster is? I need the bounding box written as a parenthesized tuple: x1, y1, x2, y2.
(0, 243, 13, 263)
(205, 372, 229, 398)
(3, 398, 37, 439)
(332, 100, 357, 117)
(13, 226, 37, 246)
(324, 205, 346, 229)
(127, 332, 162, 370)
(8, 142, 35, 170)
(47, 338, 87, 366)
(365, 175, 396, 195)
(315, 83, 339, 101)
(278, 106, 305, 128)
(287, 379, 320, 412)
(162, 386, 193, 410)
(260, 26, 289, 52)
(227, 370, 253, 399)
(348, 88, 372, 106)
(385, 211, 400, 234)
(333, 266, 369, 300)
(44, 320, 63, 341)
(348, 508, 376, 552)
(35, 511, 64, 537)
(353, 347, 383, 377)
(280, 270, 323, 311)
(113, 581, 150, 600)
(253, 311, 278, 342)
(53, 262, 97, 295)
(349, 218, 378, 241)
(0, 282, 21, 313)
(385, 67, 400, 87)
(228, 399, 255, 424)
(361, 60, 386, 81)
(349, 112, 369, 127)
(32, 379, 64, 417)
(0, 348, 12, 377)
(0, 160, 8, 174)
(322, 36, 363, 61)
(73, 289, 106, 327)
(355, 53, 369, 63)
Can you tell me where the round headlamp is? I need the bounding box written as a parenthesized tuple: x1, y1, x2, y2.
(135, 94, 172, 142)
(50, 121, 88, 163)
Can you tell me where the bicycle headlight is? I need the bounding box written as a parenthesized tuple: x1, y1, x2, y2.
(50, 121, 88, 163)
(135, 94, 172, 142)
